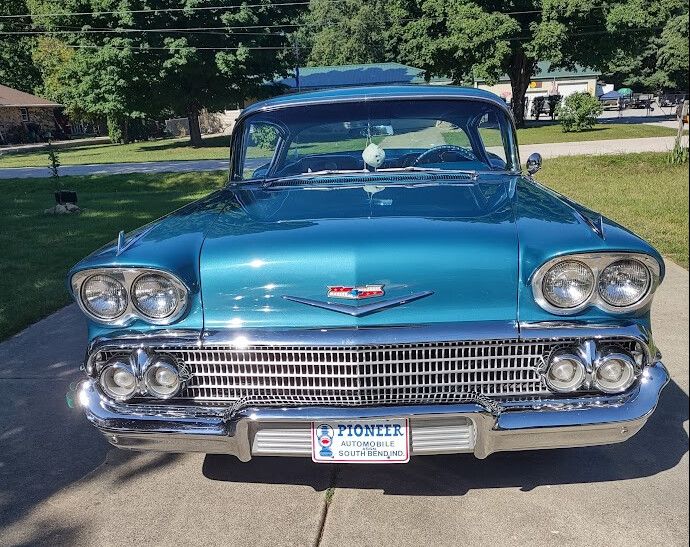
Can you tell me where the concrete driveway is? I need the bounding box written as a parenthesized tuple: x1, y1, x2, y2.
(0, 262, 687, 546)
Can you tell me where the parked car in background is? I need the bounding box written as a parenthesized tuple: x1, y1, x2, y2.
(68, 86, 669, 464)
(659, 93, 688, 107)
(628, 93, 655, 109)
(599, 90, 624, 110)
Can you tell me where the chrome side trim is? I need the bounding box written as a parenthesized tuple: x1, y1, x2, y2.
(282, 291, 434, 317)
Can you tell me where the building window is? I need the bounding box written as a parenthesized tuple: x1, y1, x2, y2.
(20, 108, 29, 122)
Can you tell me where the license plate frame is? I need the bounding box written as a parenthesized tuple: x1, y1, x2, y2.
(311, 418, 410, 463)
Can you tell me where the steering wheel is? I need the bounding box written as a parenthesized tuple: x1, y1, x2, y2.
(413, 144, 477, 166)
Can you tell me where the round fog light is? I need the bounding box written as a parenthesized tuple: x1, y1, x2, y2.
(100, 359, 137, 401)
(594, 352, 636, 393)
(143, 357, 181, 399)
(545, 351, 586, 393)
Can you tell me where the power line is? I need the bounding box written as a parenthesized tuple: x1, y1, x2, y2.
(1, 1, 312, 19)
(0, 3, 610, 20)
(62, 44, 287, 50)
(2, 25, 659, 48)
(0, 24, 661, 40)
(0, 27, 287, 36)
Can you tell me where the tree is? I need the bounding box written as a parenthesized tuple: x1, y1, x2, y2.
(389, 0, 687, 127)
(29, 0, 302, 145)
(301, 0, 394, 65)
(602, 0, 688, 92)
(0, 0, 41, 92)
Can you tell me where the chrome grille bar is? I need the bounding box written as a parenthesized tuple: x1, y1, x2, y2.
(98, 337, 640, 406)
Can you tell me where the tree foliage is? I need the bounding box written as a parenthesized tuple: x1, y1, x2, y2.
(604, 0, 689, 92)
(304, 0, 689, 126)
(301, 0, 394, 65)
(0, 0, 42, 92)
(28, 0, 301, 144)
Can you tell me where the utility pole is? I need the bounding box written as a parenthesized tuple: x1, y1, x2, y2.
(292, 34, 301, 92)
(676, 100, 688, 146)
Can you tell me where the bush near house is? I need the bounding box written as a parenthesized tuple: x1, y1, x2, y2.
(556, 92, 604, 132)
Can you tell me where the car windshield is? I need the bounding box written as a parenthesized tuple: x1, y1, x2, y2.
(232, 98, 517, 181)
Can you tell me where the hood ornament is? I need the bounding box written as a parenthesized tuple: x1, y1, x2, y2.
(283, 290, 433, 317)
(327, 285, 385, 300)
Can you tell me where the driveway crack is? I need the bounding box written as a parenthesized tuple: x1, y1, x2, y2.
(315, 465, 339, 547)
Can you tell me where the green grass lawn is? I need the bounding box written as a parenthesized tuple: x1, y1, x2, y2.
(0, 135, 232, 168)
(0, 152, 686, 341)
(0, 123, 682, 168)
(537, 153, 688, 268)
(0, 172, 226, 340)
(517, 122, 682, 145)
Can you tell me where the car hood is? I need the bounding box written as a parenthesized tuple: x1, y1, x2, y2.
(200, 178, 519, 329)
(72, 174, 663, 336)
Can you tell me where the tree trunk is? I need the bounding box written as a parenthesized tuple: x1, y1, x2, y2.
(507, 50, 534, 129)
(187, 107, 202, 147)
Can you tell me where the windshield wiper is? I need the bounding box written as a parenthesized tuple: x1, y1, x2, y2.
(259, 166, 479, 188)
(261, 169, 368, 187)
(377, 166, 478, 177)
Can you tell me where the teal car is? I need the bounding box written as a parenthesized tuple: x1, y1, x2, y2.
(68, 86, 668, 463)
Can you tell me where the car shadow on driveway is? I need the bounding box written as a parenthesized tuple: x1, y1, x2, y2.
(202, 379, 688, 496)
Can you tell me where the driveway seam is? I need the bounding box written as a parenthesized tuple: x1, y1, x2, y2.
(315, 465, 339, 547)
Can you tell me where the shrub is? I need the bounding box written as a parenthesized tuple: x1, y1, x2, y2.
(47, 142, 61, 183)
(556, 92, 603, 132)
(667, 142, 689, 164)
(4, 124, 30, 144)
(531, 96, 546, 120)
(547, 95, 562, 120)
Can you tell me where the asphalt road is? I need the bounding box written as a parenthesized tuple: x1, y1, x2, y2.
(1, 136, 687, 179)
(0, 261, 687, 546)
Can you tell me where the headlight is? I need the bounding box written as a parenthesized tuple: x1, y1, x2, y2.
(593, 350, 637, 393)
(99, 359, 138, 401)
(598, 259, 650, 307)
(544, 350, 587, 392)
(72, 268, 188, 325)
(143, 356, 182, 399)
(532, 253, 661, 314)
(541, 260, 594, 308)
(81, 274, 128, 319)
(132, 273, 184, 319)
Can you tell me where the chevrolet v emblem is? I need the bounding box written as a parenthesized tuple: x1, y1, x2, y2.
(282, 291, 433, 317)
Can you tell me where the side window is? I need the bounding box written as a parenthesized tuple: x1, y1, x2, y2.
(20, 108, 29, 122)
(243, 122, 280, 179)
(477, 113, 507, 168)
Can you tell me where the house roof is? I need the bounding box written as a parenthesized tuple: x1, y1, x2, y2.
(242, 85, 510, 119)
(273, 63, 451, 89)
(0, 84, 61, 107)
(474, 61, 601, 83)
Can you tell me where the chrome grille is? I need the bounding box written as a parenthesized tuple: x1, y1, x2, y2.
(99, 337, 640, 406)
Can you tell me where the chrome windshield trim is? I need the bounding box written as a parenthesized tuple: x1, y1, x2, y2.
(238, 93, 515, 125)
(230, 93, 520, 181)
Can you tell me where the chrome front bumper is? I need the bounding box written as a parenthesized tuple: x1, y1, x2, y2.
(74, 362, 669, 460)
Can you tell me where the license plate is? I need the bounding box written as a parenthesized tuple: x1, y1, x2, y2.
(311, 418, 410, 463)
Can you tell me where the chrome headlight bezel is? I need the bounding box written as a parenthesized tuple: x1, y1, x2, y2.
(71, 268, 189, 326)
(532, 253, 661, 315)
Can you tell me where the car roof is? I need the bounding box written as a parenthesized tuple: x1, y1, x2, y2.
(241, 85, 511, 119)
